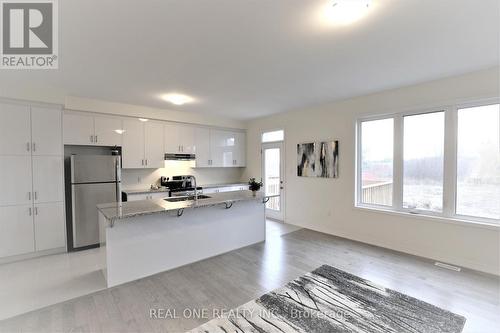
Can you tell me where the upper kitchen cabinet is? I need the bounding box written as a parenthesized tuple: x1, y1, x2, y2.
(31, 106, 62, 156)
(194, 128, 246, 168)
(122, 119, 164, 169)
(94, 116, 123, 146)
(194, 127, 211, 167)
(122, 119, 144, 169)
(144, 121, 164, 168)
(63, 112, 95, 145)
(164, 123, 195, 154)
(63, 111, 123, 146)
(0, 102, 31, 155)
(233, 131, 246, 167)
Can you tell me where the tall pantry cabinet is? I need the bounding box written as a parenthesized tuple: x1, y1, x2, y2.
(0, 101, 65, 259)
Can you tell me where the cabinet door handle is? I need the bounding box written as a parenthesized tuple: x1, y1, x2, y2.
(95, 135, 98, 143)
(28, 192, 31, 201)
(28, 208, 32, 216)
(141, 159, 144, 166)
(34, 191, 38, 200)
(27, 142, 30, 152)
(90, 135, 94, 143)
(34, 207, 38, 215)
(32, 142, 36, 152)
(145, 159, 148, 166)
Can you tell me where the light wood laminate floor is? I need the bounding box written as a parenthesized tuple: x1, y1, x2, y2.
(0, 227, 498, 333)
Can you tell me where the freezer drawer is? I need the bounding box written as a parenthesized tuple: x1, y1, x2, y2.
(71, 155, 120, 183)
(72, 182, 117, 248)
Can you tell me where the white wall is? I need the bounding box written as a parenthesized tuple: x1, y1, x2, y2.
(122, 161, 245, 190)
(66, 96, 244, 129)
(243, 67, 500, 275)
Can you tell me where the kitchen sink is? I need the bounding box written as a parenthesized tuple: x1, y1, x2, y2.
(164, 195, 211, 202)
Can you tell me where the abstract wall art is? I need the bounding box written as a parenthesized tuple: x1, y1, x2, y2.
(297, 140, 339, 178)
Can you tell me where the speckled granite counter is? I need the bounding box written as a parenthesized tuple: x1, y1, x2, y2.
(121, 187, 170, 195)
(97, 190, 265, 222)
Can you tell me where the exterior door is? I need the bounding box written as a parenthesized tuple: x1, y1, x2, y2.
(262, 142, 285, 221)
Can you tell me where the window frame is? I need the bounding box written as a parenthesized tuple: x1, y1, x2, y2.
(355, 98, 500, 225)
(261, 129, 285, 143)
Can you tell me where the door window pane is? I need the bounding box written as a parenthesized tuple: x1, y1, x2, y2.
(262, 130, 284, 143)
(360, 118, 393, 206)
(265, 148, 280, 210)
(403, 112, 444, 212)
(456, 104, 500, 219)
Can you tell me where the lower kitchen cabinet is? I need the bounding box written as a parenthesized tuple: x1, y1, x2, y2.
(34, 202, 65, 251)
(0, 205, 35, 257)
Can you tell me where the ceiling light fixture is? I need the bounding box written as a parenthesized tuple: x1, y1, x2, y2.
(161, 93, 194, 106)
(114, 129, 125, 134)
(324, 0, 372, 25)
(138, 118, 149, 122)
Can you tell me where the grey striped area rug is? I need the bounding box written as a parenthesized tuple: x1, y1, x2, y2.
(189, 265, 466, 333)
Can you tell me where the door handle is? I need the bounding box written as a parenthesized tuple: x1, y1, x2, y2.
(34, 207, 38, 215)
(90, 135, 94, 143)
(27, 142, 30, 152)
(28, 208, 32, 216)
(95, 135, 98, 143)
(28, 192, 31, 201)
(34, 191, 38, 200)
(141, 159, 144, 166)
(32, 142, 36, 152)
(145, 159, 148, 166)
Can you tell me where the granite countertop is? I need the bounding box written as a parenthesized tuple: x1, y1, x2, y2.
(201, 182, 249, 188)
(122, 187, 170, 195)
(97, 190, 267, 223)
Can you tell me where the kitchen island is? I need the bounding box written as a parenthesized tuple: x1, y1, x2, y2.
(97, 191, 267, 287)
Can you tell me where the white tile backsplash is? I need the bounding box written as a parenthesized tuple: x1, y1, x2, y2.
(121, 160, 245, 190)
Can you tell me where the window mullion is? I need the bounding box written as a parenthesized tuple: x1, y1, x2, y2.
(443, 107, 458, 217)
(393, 114, 403, 210)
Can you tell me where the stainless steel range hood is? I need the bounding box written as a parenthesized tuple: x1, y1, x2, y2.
(164, 153, 196, 161)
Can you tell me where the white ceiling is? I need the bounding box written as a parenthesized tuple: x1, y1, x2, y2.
(1, 0, 498, 120)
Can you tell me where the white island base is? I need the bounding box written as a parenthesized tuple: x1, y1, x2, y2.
(99, 199, 265, 287)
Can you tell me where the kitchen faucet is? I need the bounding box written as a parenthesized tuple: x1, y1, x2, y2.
(183, 175, 198, 201)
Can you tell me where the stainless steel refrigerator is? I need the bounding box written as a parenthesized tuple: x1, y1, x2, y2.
(68, 155, 121, 250)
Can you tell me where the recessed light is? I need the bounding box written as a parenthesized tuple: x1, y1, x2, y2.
(324, 0, 372, 25)
(161, 93, 194, 106)
(138, 118, 149, 122)
(114, 129, 125, 134)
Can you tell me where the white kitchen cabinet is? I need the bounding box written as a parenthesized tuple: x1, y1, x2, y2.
(0, 102, 31, 155)
(32, 156, 64, 203)
(63, 112, 95, 145)
(180, 125, 196, 154)
(164, 123, 195, 154)
(164, 123, 181, 153)
(34, 202, 65, 251)
(94, 116, 123, 146)
(122, 119, 145, 168)
(211, 130, 235, 167)
(31, 106, 62, 156)
(122, 120, 164, 169)
(126, 192, 168, 201)
(0, 156, 33, 206)
(144, 121, 164, 168)
(0, 205, 35, 257)
(194, 127, 211, 167)
(233, 131, 246, 167)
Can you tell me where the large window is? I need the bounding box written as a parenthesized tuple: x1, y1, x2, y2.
(360, 118, 393, 206)
(456, 104, 500, 219)
(403, 112, 444, 212)
(357, 101, 500, 224)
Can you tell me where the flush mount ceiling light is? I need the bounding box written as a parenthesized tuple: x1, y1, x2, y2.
(324, 0, 372, 25)
(161, 93, 194, 106)
(114, 129, 125, 134)
(138, 118, 149, 122)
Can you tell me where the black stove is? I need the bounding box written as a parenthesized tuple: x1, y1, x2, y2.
(161, 176, 202, 196)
